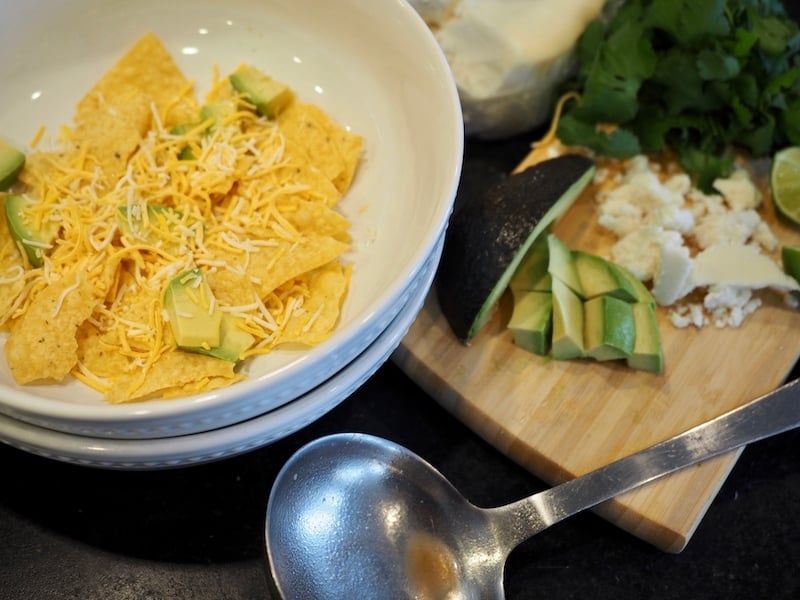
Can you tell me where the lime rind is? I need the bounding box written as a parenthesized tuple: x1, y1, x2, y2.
(771, 147, 800, 225)
(781, 246, 800, 283)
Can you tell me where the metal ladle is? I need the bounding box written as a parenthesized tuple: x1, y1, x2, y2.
(265, 378, 799, 599)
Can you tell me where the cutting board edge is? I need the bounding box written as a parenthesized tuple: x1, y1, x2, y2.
(391, 341, 743, 552)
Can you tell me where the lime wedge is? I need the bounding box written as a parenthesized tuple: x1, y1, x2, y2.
(781, 245, 800, 283)
(771, 146, 800, 226)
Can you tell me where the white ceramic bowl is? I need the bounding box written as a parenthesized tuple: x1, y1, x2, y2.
(0, 0, 463, 438)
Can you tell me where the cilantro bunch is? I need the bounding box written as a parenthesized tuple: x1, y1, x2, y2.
(556, 0, 800, 191)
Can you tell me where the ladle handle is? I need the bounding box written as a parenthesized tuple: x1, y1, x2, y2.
(498, 377, 800, 548)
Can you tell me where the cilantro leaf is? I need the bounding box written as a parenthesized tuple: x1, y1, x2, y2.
(556, 0, 800, 191)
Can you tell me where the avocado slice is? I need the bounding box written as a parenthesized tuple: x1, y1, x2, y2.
(609, 262, 656, 307)
(573, 250, 638, 301)
(546, 233, 583, 296)
(164, 269, 255, 363)
(583, 294, 635, 361)
(509, 232, 551, 293)
(507, 289, 553, 356)
(437, 154, 596, 344)
(169, 122, 199, 160)
(164, 268, 223, 348)
(551, 276, 584, 360)
(0, 138, 25, 190)
(181, 313, 256, 363)
(117, 203, 182, 247)
(200, 98, 239, 133)
(626, 302, 664, 373)
(4, 193, 58, 267)
(229, 65, 293, 118)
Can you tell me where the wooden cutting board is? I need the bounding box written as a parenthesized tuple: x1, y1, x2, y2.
(393, 147, 800, 553)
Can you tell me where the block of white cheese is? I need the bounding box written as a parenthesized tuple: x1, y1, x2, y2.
(689, 244, 800, 292)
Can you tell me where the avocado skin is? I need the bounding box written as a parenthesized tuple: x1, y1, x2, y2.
(436, 154, 595, 344)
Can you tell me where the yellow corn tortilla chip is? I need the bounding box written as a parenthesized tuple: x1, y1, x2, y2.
(5, 271, 96, 383)
(276, 261, 351, 345)
(206, 269, 260, 308)
(0, 199, 27, 323)
(277, 101, 363, 194)
(76, 33, 198, 128)
(107, 349, 237, 403)
(208, 234, 349, 298)
(74, 84, 152, 184)
(75, 321, 134, 377)
(274, 138, 344, 207)
(284, 199, 352, 242)
(72, 33, 199, 182)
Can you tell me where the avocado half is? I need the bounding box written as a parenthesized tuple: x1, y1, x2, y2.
(437, 154, 596, 344)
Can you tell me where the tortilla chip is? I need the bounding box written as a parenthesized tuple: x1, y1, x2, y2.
(0, 200, 27, 323)
(76, 33, 198, 128)
(278, 101, 363, 194)
(284, 199, 352, 242)
(74, 84, 152, 183)
(5, 271, 96, 383)
(71, 33, 200, 181)
(75, 321, 133, 377)
(212, 234, 348, 297)
(107, 349, 237, 403)
(276, 261, 351, 345)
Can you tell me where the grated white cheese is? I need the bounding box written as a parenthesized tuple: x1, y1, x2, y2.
(594, 156, 792, 328)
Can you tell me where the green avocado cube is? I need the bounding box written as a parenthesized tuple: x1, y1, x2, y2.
(583, 295, 635, 361)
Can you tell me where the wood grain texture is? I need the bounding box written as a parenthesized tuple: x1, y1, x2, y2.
(394, 148, 800, 553)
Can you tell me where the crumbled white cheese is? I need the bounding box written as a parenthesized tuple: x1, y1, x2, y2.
(609, 226, 684, 282)
(594, 155, 790, 328)
(669, 303, 708, 329)
(713, 169, 763, 211)
(702, 285, 762, 328)
(692, 209, 762, 250)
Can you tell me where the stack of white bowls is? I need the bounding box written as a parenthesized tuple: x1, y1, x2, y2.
(0, 0, 463, 469)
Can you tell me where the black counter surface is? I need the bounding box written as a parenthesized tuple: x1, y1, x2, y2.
(3, 5, 800, 597)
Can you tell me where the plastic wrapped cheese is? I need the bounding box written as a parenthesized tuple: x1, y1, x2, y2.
(410, 0, 612, 138)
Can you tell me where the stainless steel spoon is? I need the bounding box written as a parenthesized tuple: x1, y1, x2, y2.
(265, 377, 799, 599)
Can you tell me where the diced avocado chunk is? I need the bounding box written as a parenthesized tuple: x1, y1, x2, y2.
(169, 122, 199, 160)
(551, 277, 584, 360)
(183, 313, 255, 363)
(116, 204, 181, 248)
(547, 234, 583, 296)
(0, 139, 25, 190)
(627, 302, 664, 373)
(229, 65, 293, 118)
(509, 233, 551, 293)
(164, 268, 223, 348)
(200, 98, 239, 132)
(609, 262, 656, 307)
(508, 289, 553, 356)
(573, 250, 638, 301)
(4, 193, 57, 267)
(583, 295, 635, 361)
(164, 269, 255, 363)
